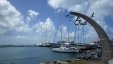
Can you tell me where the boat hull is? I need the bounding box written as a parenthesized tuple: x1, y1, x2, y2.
(52, 48, 79, 53)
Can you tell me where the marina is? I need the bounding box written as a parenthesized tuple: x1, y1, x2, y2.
(0, 0, 113, 64)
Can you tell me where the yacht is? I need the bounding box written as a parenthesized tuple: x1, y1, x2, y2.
(52, 43, 80, 53)
(38, 41, 51, 47)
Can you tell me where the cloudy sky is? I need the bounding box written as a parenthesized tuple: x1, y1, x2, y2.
(0, 0, 113, 45)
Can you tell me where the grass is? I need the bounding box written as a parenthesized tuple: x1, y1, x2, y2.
(68, 60, 87, 64)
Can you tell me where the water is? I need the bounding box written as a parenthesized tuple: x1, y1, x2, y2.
(0, 47, 80, 64)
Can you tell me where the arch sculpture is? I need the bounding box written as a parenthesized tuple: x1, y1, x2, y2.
(69, 12, 113, 64)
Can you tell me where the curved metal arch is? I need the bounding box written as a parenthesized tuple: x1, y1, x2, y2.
(69, 12, 113, 64)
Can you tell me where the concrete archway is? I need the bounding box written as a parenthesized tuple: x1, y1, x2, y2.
(69, 12, 113, 64)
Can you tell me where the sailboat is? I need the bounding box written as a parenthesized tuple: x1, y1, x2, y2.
(52, 43, 80, 52)
(38, 42, 50, 47)
(38, 23, 51, 47)
(52, 18, 80, 53)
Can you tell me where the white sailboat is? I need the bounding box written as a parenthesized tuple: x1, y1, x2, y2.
(52, 18, 80, 53)
(52, 44, 79, 53)
(38, 23, 50, 47)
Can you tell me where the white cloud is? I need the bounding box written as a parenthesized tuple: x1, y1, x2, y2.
(48, 0, 89, 12)
(16, 25, 32, 32)
(0, 0, 25, 34)
(34, 17, 55, 33)
(18, 9, 40, 32)
(57, 25, 75, 41)
(88, 0, 113, 17)
(86, 0, 113, 40)
(27, 9, 39, 22)
(48, 0, 113, 41)
(16, 35, 27, 39)
(0, 0, 56, 44)
(0, 0, 34, 34)
(14, 35, 42, 44)
(28, 9, 39, 18)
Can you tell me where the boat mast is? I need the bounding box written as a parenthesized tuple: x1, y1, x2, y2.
(45, 23, 47, 43)
(61, 20, 62, 42)
(67, 19, 70, 42)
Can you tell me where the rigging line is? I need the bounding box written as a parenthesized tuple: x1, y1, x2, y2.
(81, 26, 83, 43)
(61, 18, 62, 42)
(78, 25, 80, 43)
(82, 26, 84, 43)
(67, 15, 75, 43)
(76, 25, 79, 43)
(45, 22, 47, 43)
(78, 25, 81, 43)
(53, 14, 62, 43)
(82, 25, 85, 43)
(67, 17, 70, 42)
(74, 26, 77, 43)
(83, 25, 85, 43)
(80, 25, 82, 43)
(68, 16, 73, 42)
(69, 17, 78, 43)
(40, 33, 43, 44)
(81, 25, 84, 43)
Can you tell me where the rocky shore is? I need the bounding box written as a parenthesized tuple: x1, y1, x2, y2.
(40, 58, 113, 64)
(40, 59, 86, 64)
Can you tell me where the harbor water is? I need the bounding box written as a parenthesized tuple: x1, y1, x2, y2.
(0, 47, 80, 64)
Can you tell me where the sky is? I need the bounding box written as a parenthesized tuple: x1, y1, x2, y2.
(0, 0, 113, 45)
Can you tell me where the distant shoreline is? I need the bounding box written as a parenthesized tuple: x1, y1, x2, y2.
(0, 45, 39, 48)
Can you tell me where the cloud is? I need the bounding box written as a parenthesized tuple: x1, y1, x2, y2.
(0, 0, 25, 34)
(48, 0, 89, 12)
(0, 0, 35, 34)
(0, 0, 34, 34)
(34, 17, 55, 33)
(18, 9, 40, 32)
(48, 0, 113, 41)
(27, 9, 39, 22)
(0, 0, 56, 44)
(16, 35, 28, 39)
(28, 9, 39, 18)
(14, 35, 41, 45)
(57, 25, 75, 41)
(86, 0, 113, 40)
(16, 24, 32, 32)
